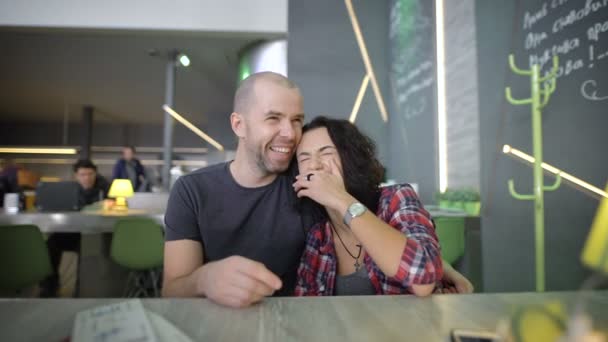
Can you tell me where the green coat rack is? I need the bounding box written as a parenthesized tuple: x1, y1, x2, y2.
(505, 54, 562, 292)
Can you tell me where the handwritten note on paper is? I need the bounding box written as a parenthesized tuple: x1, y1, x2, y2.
(72, 300, 158, 342)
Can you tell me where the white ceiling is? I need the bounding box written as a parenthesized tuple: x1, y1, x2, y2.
(0, 28, 278, 125)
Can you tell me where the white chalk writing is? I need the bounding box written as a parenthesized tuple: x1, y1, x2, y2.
(588, 19, 608, 41)
(524, 3, 549, 30)
(553, 0, 608, 33)
(581, 79, 608, 100)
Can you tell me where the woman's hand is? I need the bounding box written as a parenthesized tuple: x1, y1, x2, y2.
(292, 159, 354, 211)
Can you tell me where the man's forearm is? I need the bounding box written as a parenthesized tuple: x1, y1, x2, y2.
(162, 266, 206, 297)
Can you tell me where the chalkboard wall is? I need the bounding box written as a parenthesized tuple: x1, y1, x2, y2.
(476, 0, 608, 291)
(521, 0, 608, 109)
(388, 0, 437, 203)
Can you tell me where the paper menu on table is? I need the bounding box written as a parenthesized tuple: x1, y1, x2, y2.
(71, 300, 194, 342)
(72, 300, 157, 342)
(147, 310, 194, 342)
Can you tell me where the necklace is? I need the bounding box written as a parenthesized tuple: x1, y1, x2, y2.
(331, 224, 363, 270)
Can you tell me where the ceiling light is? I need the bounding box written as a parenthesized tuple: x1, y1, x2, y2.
(0, 147, 77, 154)
(178, 54, 190, 67)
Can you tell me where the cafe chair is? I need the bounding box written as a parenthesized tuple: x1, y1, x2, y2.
(0, 224, 52, 296)
(110, 218, 164, 298)
(434, 217, 465, 265)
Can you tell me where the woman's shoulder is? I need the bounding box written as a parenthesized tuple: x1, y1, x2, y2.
(376, 183, 426, 215)
(379, 183, 419, 201)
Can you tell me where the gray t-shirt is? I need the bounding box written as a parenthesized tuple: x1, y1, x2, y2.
(334, 267, 375, 296)
(164, 162, 307, 296)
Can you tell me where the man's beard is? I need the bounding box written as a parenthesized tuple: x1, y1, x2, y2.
(253, 148, 290, 176)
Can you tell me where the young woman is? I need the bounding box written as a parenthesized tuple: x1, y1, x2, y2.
(293, 117, 452, 296)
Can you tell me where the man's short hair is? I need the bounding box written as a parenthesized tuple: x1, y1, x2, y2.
(73, 159, 97, 173)
(124, 146, 136, 153)
(233, 71, 299, 115)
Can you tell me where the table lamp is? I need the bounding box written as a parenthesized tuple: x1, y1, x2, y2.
(108, 179, 134, 211)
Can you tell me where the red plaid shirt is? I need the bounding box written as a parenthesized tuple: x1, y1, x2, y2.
(294, 184, 443, 296)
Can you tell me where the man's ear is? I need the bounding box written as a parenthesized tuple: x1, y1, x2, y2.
(230, 112, 245, 139)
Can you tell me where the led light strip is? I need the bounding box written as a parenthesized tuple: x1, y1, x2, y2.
(162, 105, 224, 151)
(503, 144, 608, 199)
(349, 74, 370, 123)
(435, 0, 448, 193)
(344, 0, 389, 122)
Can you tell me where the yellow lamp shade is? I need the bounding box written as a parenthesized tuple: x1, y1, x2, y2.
(581, 183, 608, 274)
(108, 179, 134, 210)
(108, 179, 134, 198)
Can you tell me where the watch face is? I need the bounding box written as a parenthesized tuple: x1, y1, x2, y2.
(349, 202, 366, 217)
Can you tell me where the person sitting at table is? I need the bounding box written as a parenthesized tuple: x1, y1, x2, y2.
(40, 159, 109, 297)
(112, 146, 147, 192)
(0, 159, 19, 207)
(293, 116, 443, 296)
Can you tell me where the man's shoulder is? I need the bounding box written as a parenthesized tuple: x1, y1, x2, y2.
(179, 162, 228, 184)
(166, 163, 230, 215)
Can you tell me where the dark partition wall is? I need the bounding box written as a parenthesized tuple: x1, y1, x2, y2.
(476, 0, 608, 292)
(388, 0, 437, 203)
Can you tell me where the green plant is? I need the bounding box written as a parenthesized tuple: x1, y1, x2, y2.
(461, 188, 481, 202)
(441, 189, 456, 201)
(451, 190, 466, 202)
(434, 191, 444, 202)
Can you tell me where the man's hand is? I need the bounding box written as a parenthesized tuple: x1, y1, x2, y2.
(440, 260, 474, 294)
(199, 256, 283, 308)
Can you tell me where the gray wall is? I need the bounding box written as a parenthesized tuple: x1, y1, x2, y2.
(288, 0, 390, 165)
(476, 0, 606, 292)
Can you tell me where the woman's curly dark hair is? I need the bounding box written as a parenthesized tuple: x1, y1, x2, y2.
(302, 116, 384, 212)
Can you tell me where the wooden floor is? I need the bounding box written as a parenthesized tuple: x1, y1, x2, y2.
(57, 252, 78, 298)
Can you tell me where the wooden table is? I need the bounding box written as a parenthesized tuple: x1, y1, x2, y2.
(0, 209, 165, 234)
(1, 291, 606, 341)
(0, 207, 458, 233)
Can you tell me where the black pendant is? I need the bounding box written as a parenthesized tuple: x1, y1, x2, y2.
(354, 260, 361, 270)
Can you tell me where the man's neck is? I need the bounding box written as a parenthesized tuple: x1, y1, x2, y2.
(229, 147, 278, 188)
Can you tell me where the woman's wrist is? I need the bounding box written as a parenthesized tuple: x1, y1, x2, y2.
(331, 193, 357, 217)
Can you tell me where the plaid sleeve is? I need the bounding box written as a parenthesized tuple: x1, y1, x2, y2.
(294, 224, 324, 296)
(383, 185, 443, 286)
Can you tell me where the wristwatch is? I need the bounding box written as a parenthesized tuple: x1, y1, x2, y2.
(343, 202, 367, 226)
